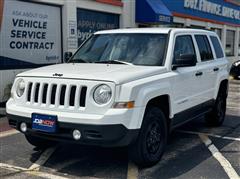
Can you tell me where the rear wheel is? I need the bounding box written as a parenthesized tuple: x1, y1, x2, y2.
(25, 135, 56, 148)
(129, 107, 168, 167)
(205, 90, 226, 126)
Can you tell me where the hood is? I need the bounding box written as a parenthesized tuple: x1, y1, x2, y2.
(18, 63, 167, 84)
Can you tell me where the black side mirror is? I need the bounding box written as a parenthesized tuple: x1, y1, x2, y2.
(172, 54, 197, 70)
(64, 52, 73, 63)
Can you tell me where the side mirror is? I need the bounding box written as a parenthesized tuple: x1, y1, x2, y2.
(64, 52, 73, 63)
(172, 54, 197, 70)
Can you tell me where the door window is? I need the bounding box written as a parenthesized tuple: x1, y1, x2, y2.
(173, 35, 196, 62)
(210, 36, 224, 59)
(195, 35, 213, 61)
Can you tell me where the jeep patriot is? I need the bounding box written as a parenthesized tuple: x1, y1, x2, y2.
(7, 28, 229, 166)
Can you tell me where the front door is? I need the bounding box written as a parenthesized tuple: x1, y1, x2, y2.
(171, 34, 202, 125)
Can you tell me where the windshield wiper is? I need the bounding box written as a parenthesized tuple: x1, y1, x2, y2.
(95, 60, 132, 65)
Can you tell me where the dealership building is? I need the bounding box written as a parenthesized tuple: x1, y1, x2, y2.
(0, 0, 239, 104)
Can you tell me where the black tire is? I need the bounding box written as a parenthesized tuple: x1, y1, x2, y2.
(205, 90, 226, 126)
(25, 135, 56, 148)
(129, 107, 168, 167)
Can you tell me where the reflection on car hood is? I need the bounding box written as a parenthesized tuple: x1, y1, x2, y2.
(17, 63, 167, 84)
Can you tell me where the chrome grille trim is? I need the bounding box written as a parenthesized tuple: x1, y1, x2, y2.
(26, 82, 87, 109)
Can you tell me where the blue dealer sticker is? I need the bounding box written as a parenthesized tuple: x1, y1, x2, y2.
(32, 113, 57, 133)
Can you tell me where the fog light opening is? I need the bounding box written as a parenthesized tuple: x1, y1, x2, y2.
(20, 122, 27, 133)
(73, 129, 81, 140)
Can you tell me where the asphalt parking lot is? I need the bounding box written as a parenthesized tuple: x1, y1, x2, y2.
(0, 79, 239, 179)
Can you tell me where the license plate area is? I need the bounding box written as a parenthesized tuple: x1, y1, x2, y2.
(32, 113, 57, 133)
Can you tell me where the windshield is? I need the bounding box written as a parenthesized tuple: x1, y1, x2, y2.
(69, 33, 168, 66)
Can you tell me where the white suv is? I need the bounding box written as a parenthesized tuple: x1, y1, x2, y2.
(7, 28, 229, 167)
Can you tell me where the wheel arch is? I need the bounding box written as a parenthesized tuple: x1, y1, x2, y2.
(215, 79, 229, 99)
(143, 95, 171, 132)
(124, 80, 173, 129)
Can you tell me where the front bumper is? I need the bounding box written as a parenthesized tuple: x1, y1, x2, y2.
(7, 114, 139, 147)
(7, 98, 143, 129)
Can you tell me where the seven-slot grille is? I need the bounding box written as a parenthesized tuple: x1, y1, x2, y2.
(26, 82, 87, 108)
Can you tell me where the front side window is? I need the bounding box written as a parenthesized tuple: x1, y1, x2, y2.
(226, 30, 235, 57)
(70, 33, 168, 66)
(195, 35, 213, 61)
(173, 35, 195, 62)
(210, 36, 224, 59)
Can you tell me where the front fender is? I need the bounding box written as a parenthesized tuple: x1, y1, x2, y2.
(118, 80, 172, 129)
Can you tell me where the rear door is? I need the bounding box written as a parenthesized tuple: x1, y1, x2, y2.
(209, 35, 226, 94)
(193, 34, 218, 103)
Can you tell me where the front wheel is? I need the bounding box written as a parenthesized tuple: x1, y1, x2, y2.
(25, 135, 56, 148)
(205, 92, 226, 126)
(129, 107, 168, 167)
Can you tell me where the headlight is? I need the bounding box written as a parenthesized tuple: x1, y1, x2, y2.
(16, 79, 25, 97)
(93, 84, 112, 105)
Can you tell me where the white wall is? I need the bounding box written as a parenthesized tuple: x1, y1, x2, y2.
(121, 0, 137, 28)
(62, 0, 77, 53)
(77, 0, 122, 14)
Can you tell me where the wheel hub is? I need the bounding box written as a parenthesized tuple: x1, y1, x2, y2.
(217, 98, 225, 120)
(146, 122, 161, 154)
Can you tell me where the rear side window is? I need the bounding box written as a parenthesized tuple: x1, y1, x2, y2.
(173, 35, 195, 62)
(195, 35, 213, 61)
(210, 36, 224, 58)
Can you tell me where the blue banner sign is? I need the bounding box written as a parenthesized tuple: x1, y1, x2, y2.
(77, 8, 119, 46)
(136, 0, 173, 24)
(161, 0, 240, 26)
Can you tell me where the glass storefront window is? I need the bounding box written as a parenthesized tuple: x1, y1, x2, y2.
(77, 8, 119, 46)
(211, 28, 222, 40)
(170, 23, 184, 28)
(225, 30, 235, 56)
(190, 25, 205, 29)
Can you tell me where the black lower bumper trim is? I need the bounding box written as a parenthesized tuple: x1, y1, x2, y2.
(7, 113, 139, 147)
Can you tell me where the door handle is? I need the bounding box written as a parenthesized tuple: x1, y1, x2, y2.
(195, 71, 203, 76)
(213, 67, 219, 72)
